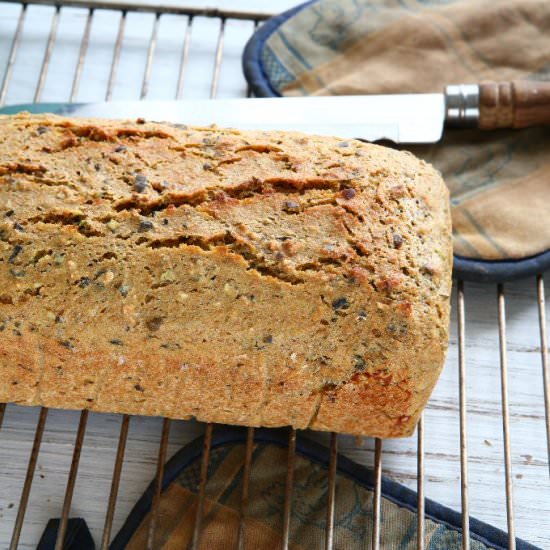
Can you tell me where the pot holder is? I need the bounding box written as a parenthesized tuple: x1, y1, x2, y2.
(242, 0, 550, 282)
(109, 427, 540, 549)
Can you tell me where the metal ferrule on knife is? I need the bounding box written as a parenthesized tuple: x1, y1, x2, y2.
(444, 84, 479, 126)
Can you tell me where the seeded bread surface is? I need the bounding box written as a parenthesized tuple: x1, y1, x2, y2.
(0, 113, 451, 437)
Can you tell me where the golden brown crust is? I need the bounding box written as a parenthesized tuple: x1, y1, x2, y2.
(0, 113, 451, 437)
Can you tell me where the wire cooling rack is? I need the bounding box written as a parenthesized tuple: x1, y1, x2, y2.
(0, 1, 549, 549)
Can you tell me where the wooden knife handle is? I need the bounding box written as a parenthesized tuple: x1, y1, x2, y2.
(478, 80, 550, 129)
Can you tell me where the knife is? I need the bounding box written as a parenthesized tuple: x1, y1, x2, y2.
(1, 81, 549, 144)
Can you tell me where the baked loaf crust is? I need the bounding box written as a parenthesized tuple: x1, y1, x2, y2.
(0, 113, 451, 437)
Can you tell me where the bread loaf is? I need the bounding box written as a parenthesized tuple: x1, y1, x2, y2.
(0, 113, 451, 437)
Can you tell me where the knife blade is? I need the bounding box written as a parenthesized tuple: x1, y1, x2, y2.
(0, 95, 444, 143)
(1, 81, 548, 143)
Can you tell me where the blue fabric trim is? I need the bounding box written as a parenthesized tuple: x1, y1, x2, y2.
(110, 427, 540, 550)
(453, 250, 550, 283)
(242, 2, 316, 98)
(37, 518, 95, 550)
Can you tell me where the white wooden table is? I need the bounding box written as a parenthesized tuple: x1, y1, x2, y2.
(0, 1, 549, 548)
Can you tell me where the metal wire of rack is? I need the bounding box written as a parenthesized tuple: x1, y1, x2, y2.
(0, 1, 548, 549)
